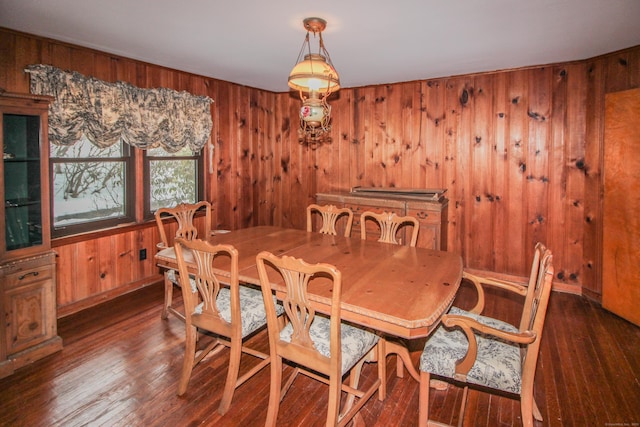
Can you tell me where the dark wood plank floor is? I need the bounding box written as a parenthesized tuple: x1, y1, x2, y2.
(1, 281, 639, 426)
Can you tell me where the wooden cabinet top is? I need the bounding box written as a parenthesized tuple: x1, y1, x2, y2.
(317, 187, 448, 211)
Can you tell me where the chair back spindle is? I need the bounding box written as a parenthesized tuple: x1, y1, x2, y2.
(360, 211, 419, 246)
(306, 204, 354, 237)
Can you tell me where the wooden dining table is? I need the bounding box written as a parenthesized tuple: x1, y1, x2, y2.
(155, 225, 463, 381)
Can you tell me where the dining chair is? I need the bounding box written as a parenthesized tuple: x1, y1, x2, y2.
(360, 210, 420, 377)
(174, 237, 275, 415)
(155, 201, 211, 320)
(418, 243, 554, 427)
(359, 210, 419, 246)
(306, 203, 354, 237)
(256, 251, 386, 427)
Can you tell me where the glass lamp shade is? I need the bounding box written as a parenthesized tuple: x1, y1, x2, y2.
(299, 94, 329, 127)
(288, 54, 340, 94)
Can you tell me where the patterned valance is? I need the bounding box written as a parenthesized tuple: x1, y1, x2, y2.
(25, 64, 213, 152)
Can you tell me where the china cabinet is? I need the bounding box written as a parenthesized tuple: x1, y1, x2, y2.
(0, 92, 62, 378)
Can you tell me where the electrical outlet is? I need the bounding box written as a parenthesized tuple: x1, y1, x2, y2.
(139, 248, 147, 261)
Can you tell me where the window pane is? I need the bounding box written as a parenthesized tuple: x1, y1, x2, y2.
(51, 136, 124, 159)
(149, 159, 197, 211)
(147, 145, 196, 157)
(52, 161, 126, 227)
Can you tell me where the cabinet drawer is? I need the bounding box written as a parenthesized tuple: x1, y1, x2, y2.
(347, 204, 404, 227)
(3, 264, 54, 290)
(406, 208, 442, 224)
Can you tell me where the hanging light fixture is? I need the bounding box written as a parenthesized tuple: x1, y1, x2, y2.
(288, 17, 340, 146)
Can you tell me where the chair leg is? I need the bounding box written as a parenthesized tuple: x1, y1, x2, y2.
(265, 355, 282, 427)
(342, 358, 365, 418)
(326, 372, 342, 427)
(520, 388, 539, 427)
(418, 370, 431, 426)
(533, 397, 543, 421)
(177, 324, 197, 396)
(161, 273, 173, 319)
(457, 386, 469, 427)
(218, 336, 242, 415)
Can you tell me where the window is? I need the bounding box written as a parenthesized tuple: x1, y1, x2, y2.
(50, 137, 203, 237)
(50, 137, 134, 237)
(144, 145, 203, 218)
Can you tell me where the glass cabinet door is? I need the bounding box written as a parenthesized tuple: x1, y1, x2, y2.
(2, 113, 43, 252)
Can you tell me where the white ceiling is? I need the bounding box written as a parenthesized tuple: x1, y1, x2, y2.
(1, 0, 639, 92)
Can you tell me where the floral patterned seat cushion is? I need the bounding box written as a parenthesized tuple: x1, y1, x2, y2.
(166, 268, 179, 284)
(280, 317, 379, 375)
(420, 306, 522, 394)
(194, 284, 283, 338)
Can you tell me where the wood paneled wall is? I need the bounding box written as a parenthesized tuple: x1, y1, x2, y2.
(1, 27, 638, 312)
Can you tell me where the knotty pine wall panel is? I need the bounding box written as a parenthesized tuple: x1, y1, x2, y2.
(236, 84, 252, 227)
(582, 60, 605, 300)
(441, 79, 464, 255)
(371, 85, 392, 187)
(259, 90, 277, 225)
(1, 27, 639, 309)
(250, 89, 271, 226)
(213, 78, 232, 229)
(276, 94, 295, 228)
(522, 67, 551, 280)
(422, 81, 446, 189)
(491, 72, 509, 273)
(266, 95, 286, 227)
(505, 71, 529, 274)
(470, 74, 495, 270)
(451, 77, 476, 269)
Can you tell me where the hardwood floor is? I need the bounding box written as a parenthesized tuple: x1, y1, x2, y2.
(1, 281, 639, 426)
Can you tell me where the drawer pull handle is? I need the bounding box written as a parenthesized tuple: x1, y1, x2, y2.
(18, 271, 39, 280)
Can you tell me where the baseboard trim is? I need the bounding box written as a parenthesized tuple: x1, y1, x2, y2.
(57, 276, 162, 318)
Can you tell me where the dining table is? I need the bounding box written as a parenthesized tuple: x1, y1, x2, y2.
(155, 225, 463, 382)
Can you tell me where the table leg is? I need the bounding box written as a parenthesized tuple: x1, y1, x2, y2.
(385, 340, 420, 382)
(384, 340, 449, 390)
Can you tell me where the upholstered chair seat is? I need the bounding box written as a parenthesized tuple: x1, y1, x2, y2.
(420, 306, 522, 394)
(193, 285, 283, 338)
(280, 315, 379, 375)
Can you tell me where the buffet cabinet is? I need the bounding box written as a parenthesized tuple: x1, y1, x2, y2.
(316, 188, 449, 251)
(1, 92, 62, 379)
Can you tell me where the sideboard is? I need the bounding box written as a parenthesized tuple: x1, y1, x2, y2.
(316, 188, 448, 251)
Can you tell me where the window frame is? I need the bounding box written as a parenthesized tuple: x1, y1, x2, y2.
(49, 141, 135, 238)
(142, 147, 205, 220)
